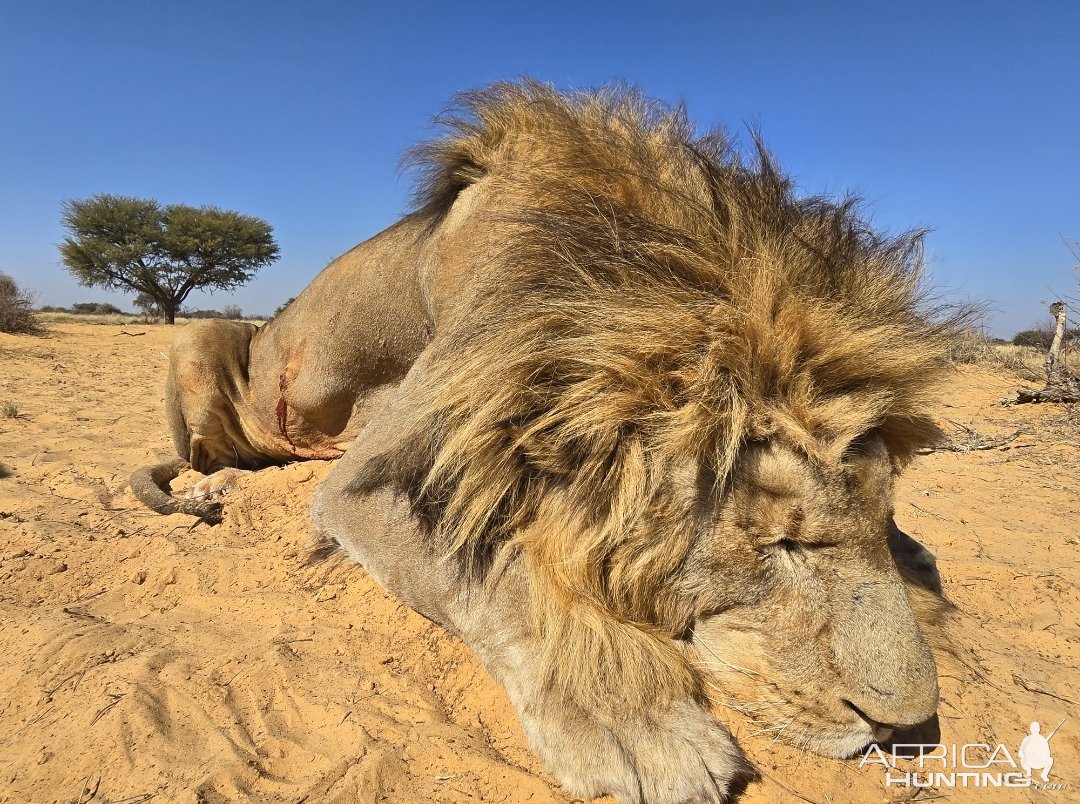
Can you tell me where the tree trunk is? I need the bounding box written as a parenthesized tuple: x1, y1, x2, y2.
(1044, 301, 1068, 381)
(1011, 301, 1079, 404)
(163, 301, 177, 324)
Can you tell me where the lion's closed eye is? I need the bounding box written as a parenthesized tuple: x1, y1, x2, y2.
(757, 537, 836, 555)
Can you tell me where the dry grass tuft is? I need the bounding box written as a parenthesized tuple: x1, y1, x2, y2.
(36, 311, 149, 326)
(990, 343, 1045, 380)
(1, 401, 21, 419)
(945, 329, 1047, 381)
(36, 311, 267, 327)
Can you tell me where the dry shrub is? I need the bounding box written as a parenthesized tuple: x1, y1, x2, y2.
(946, 329, 995, 365)
(0, 272, 43, 335)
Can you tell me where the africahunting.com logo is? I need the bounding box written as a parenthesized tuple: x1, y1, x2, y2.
(860, 719, 1068, 791)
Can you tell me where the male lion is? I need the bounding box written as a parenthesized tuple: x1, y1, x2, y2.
(133, 80, 961, 802)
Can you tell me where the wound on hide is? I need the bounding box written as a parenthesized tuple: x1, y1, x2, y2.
(276, 372, 295, 449)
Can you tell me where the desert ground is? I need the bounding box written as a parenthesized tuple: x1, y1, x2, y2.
(0, 321, 1076, 804)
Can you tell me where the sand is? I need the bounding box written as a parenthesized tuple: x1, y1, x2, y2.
(0, 323, 1076, 803)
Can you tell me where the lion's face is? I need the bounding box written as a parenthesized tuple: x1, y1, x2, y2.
(684, 435, 939, 758)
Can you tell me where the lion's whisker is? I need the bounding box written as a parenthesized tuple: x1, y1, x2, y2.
(692, 640, 761, 677)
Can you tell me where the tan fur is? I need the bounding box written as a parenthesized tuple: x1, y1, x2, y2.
(130, 215, 434, 511)
(138, 80, 965, 802)
(352, 80, 963, 716)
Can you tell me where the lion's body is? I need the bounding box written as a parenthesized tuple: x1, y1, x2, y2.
(162, 216, 432, 474)
(133, 81, 963, 802)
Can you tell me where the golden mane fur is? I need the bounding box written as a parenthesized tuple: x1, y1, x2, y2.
(355, 79, 962, 706)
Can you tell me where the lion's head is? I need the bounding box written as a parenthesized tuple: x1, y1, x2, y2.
(686, 438, 945, 757)
(355, 80, 963, 757)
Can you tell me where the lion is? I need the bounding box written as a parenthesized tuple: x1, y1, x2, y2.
(132, 80, 964, 802)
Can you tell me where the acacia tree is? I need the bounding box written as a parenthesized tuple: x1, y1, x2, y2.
(59, 194, 279, 323)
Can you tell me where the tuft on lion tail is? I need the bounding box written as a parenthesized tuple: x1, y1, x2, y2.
(130, 458, 223, 524)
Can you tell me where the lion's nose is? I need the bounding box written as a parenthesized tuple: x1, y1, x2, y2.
(829, 575, 940, 729)
(842, 674, 939, 730)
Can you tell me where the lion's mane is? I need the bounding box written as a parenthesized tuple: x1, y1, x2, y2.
(355, 80, 963, 706)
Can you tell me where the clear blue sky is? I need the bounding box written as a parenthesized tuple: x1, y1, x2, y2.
(2, 1, 1077, 336)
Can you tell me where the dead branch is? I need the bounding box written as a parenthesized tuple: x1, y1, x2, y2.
(1012, 673, 1078, 706)
(1011, 385, 1079, 404)
(916, 423, 1022, 454)
(1008, 300, 1079, 405)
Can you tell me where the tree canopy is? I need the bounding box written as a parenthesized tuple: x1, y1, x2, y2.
(59, 194, 279, 323)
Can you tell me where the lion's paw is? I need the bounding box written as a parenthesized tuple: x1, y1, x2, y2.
(183, 468, 248, 500)
(523, 699, 750, 804)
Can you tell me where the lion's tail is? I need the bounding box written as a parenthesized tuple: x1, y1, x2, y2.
(129, 459, 223, 524)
